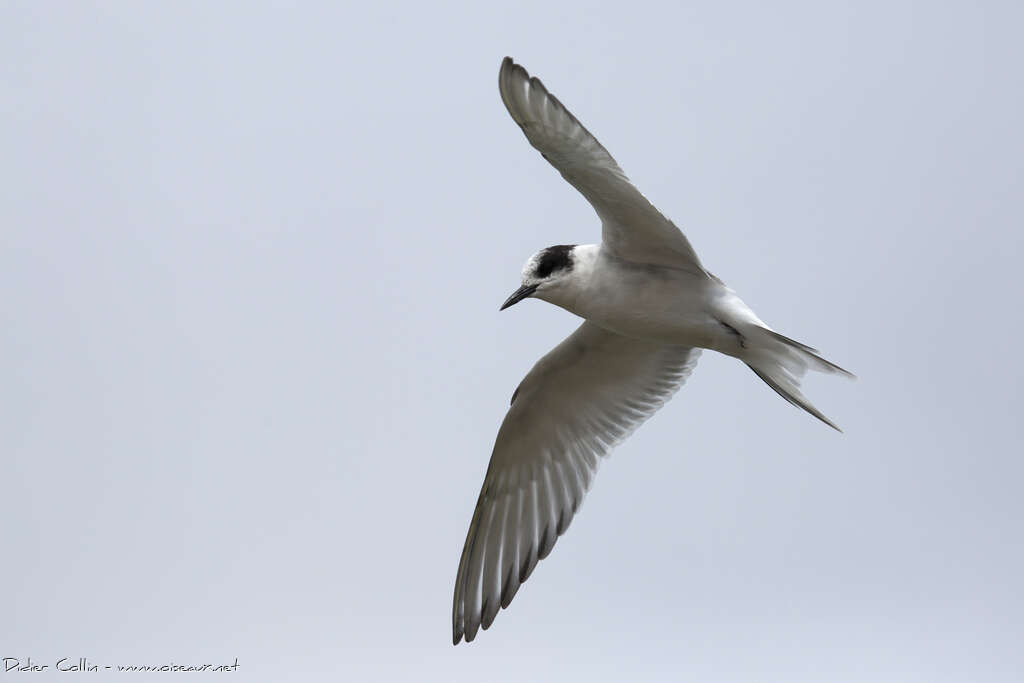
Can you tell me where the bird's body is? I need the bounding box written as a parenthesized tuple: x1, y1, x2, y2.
(452, 57, 853, 645)
(539, 244, 749, 354)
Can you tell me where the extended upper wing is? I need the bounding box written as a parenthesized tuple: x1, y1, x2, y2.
(498, 57, 705, 273)
(452, 321, 700, 643)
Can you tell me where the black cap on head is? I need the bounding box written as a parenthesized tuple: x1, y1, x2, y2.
(534, 245, 575, 278)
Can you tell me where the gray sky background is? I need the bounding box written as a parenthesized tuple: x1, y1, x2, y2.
(3, 2, 1023, 681)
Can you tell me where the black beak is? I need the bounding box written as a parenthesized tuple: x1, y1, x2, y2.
(500, 283, 538, 310)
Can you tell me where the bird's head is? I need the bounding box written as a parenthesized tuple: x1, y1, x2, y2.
(500, 244, 583, 310)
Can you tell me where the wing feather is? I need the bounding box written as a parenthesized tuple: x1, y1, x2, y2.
(498, 57, 705, 273)
(452, 321, 700, 644)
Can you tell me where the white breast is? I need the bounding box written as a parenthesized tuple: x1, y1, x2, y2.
(567, 251, 727, 349)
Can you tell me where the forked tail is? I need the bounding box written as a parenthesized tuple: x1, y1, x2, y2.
(741, 326, 854, 431)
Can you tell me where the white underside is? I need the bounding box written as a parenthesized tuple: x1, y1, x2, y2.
(539, 247, 762, 357)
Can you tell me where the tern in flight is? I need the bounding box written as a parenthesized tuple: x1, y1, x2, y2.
(452, 57, 853, 644)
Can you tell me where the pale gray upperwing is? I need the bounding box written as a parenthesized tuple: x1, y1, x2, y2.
(452, 321, 700, 643)
(498, 57, 706, 273)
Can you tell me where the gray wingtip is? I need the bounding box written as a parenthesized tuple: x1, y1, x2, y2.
(498, 56, 521, 86)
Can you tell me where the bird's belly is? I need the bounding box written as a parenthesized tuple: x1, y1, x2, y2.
(575, 277, 722, 349)
(591, 306, 720, 348)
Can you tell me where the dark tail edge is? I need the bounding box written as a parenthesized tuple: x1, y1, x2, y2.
(746, 363, 843, 432)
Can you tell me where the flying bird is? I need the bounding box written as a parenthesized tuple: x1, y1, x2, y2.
(452, 57, 853, 645)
